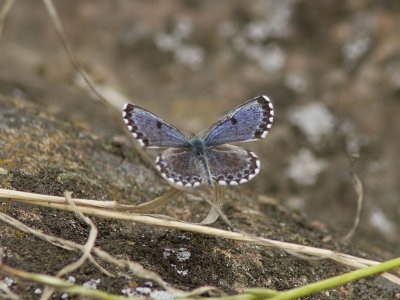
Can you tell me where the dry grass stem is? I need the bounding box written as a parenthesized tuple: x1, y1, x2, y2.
(0, 281, 20, 300)
(196, 191, 347, 265)
(0, 0, 15, 38)
(0, 210, 216, 296)
(41, 0, 156, 171)
(0, 264, 130, 300)
(121, 188, 184, 212)
(0, 188, 181, 213)
(1, 188, 399, 285)
(40, 191, 102, 300)
(343, 172, 363, 242)
(57, 191, 100, 277)
(197, 186, 226, 225)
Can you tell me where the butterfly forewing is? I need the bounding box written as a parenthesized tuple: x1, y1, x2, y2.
(207, 145, 260, 186)
(122, 104, 189, 148)
(203, 95, 274, 147)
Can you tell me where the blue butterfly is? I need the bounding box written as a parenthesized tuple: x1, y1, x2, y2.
(122, 95, 274, 187)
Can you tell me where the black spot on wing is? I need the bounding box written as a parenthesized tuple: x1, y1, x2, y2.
(122, 103, 189, 148)
(230, 117, 238, 125)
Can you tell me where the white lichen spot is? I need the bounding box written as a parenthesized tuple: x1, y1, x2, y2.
(179, 234, 191, 240)
(83, 278, 100, 289)
(135, 286, 152, 295)
(339, 120, 370, 155)
(243, 0, 296, 41)
(174, 45, 204, 70)
(173, 17, 193, 40)
(163, 248, 173, 259)
(154, 17, 204, 70)
(150, 290, 175, 300)
(0, 168, 8, 175)
(221, 0, 297, 73)
(144, 281, 153, 288)
(122, 287, 174, 300)
(370, 209, 396, 236)
(343, 32, 371, 66)
(154, 33, 179, 52)
(288, 102, 336, 144)
(244, 43, 286, 73)
(176, 248, 191, 262)
(176, 269, 189, 276)
(245, 20, 270, 42)
(4, 277, 14, 287)
(286, 148, 327, 185)
(67, 276, 76, 284)
(171, 263, 189, 276)
(121, 287, 136, 297)
(61, 293, 69, 299)
(34, 288, 42, 295)
(284, 72, 308, 93)
(260, 43, 286, 72)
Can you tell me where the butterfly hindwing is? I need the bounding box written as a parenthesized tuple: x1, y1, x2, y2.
(156, 148, 204, 187)
(122, 104, 189, 148)
(202, 95, 274, 147)
(207, 144, 260, 186)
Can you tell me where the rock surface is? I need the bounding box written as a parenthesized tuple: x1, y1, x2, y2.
(1, 1, 400, 298)
(0, 92, 398, 298)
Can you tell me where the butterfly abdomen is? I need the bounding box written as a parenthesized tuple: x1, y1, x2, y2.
(188, 137, 214, 185)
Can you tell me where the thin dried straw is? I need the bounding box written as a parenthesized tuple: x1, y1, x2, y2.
(41, 0, 155, 170)
(1, 188, 399, 285)
(0, 0, 15, 38)
(0, 280, 20, 300)
(0, 263, 130, 300)
(0, 187, 181, 213)
(198, 186, 226, 225)
(342, 172, 363, 242)
(40, 191, 101, 300)
(0, 211, 216, 297)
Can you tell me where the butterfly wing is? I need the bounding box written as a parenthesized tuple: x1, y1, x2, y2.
(207, 145, 260, 186)
(122, 104, 189, 148)
(156, 148, 205, 187)
(202, 95, 274, 147)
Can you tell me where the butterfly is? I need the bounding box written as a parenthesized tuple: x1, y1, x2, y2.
(122, 95, 274, 187)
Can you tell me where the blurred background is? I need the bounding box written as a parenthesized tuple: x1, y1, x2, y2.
(1, 0, 399, 254)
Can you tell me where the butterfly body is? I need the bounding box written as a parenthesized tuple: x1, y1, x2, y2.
(189, 137, 207, 156)
(122, 95, 274, 187)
